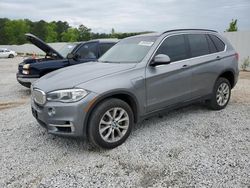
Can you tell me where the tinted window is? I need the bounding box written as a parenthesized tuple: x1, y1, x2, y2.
(99, 43, 115, 57)
(209, 34, 225, 52)
(156, 35, 188, 62)
(187, 34, 210, 57)
(206, 35, 217, 53)
(76, 42, 97, 59)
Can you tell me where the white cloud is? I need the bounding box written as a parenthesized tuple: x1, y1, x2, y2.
(0, 0, 249, 33)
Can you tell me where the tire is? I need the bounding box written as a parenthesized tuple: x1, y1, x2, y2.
(88, 98, 134, 149)
(207, 77, 231, 110)
(8, 54, 14, 58)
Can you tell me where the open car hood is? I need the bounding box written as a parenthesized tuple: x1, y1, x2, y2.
(25, 33, 64, 59)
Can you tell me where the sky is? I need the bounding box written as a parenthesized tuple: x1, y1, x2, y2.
(0, 0, 249, 33)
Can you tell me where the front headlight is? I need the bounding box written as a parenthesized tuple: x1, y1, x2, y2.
(47, 89, 88, 103)
(23, 64, 30, 69)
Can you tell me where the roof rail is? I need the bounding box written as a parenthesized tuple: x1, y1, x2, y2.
(162, 29, 217, 34)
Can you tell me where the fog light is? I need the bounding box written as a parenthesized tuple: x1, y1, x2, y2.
(48, 107, 56, 116)
(22, 70, 29, 75)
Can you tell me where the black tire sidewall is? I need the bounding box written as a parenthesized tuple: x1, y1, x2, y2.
(210, 77, 231, 110)
(88, 98, 134, 149)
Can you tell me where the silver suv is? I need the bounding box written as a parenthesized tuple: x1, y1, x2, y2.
(31, 29, 239, 149)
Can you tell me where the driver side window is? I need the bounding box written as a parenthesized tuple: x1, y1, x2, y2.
(76, 43, 97, 59)
(155, 35, 188, 62)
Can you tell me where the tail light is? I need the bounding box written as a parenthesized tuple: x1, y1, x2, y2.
(235, 52, 239, 61)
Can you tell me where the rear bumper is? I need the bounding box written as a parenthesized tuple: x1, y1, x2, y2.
(16, 73, 39, 87)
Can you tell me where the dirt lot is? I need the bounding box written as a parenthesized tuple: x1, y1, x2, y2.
(0, 57, 249, 188)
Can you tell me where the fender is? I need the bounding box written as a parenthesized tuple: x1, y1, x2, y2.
(82, 89, 140, 138)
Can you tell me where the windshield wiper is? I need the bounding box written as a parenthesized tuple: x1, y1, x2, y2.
(99, 60, 118, 63)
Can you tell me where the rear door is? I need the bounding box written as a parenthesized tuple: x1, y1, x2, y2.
(186, 33, 226, 98)
(145, 34, 193, 112)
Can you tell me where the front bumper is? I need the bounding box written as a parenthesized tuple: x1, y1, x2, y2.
(16, 73, 39, 88)
(31, 92, 98, 138)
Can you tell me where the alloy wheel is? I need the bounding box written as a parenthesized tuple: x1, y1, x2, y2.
(99, 107, 129, 143)
(216, 82, 230, 106)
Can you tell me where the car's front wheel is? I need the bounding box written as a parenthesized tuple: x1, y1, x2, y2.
(88, 98, 134, 149)
(207, 77, 231, 110)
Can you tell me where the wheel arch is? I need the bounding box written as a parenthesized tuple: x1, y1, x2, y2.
(83, 90, 140, 138)
(217, 69, 236, 89)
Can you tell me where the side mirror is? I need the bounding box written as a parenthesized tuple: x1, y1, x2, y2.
(67, 53, 74, 59)
(67, 53, 79, 60)
(150, 54, 171, 67)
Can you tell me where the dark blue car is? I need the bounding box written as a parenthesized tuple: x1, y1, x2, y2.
(17, 33, 118, 88)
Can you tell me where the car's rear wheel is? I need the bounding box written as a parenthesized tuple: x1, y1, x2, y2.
(8, 54, 14, 58)
(207, 77, 231, 110)
(88, 98, 134, 149)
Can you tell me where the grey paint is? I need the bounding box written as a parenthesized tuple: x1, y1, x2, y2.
(31, 30, 239, 138)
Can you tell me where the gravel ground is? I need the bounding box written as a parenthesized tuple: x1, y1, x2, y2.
(0, 57, 250, 188)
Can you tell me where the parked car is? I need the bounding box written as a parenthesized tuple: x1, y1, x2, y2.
(31, 29, 239, 149)
(17, 33, 118, 88)
(0, 48, 17, 58)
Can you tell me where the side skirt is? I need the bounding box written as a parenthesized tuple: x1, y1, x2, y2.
(138, 94, 212, 123)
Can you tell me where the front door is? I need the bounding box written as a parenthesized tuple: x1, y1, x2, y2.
(73, 42, 98, 64)
(145, 34, 193, 112)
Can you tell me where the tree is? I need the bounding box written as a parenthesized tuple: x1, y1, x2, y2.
(61, 28, 79, 42)
(4, 19, 30, 44)
(111, 28, 116, 38)
(226, 19, 238, 32)
(0, 18, 9, 44)
(45, 22, 58, 42)
(30, 20, 47, 41)
(0, 18, 154, 44)
(78, 24, 91, 41)
(54, 21, 70, 41)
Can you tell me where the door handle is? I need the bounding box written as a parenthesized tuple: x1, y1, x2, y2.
(182, 64, 188, 69)
(216, 56, 221, 60)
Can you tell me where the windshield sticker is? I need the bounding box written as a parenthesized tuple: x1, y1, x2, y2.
(138, 41, 154, 46)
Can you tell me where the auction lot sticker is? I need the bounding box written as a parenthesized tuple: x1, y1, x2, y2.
(138, 41, 154, 46)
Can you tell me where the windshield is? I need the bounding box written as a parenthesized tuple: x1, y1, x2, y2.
(58, 43, 77, 58)
(99, 36, 157, 63)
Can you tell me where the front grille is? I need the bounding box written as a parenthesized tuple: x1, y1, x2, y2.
(33, 89, 46, 105)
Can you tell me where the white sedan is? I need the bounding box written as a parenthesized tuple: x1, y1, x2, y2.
(0, 48, 17, 58)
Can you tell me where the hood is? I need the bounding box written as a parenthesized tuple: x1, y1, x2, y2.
(33, 62, 136, 92)
(25, 33, 64, 59)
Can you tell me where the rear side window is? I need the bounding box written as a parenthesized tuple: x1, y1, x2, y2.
(206, 35, 217, 53)
(156, 34, 188, 62)
(99, 43, 115, 57)
(209, 34, 225, 52)
(187, 34, 210, 57)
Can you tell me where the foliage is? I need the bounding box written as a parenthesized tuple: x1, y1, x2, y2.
(45, 22, 58, 42)
(226, 19, 238, 32)
(0, 18, 152, 44)
(3, 19, 30, 44)
(78, 24, 91, 41)
(61, 28, 79, 42)
(241, 56, 250, 71)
